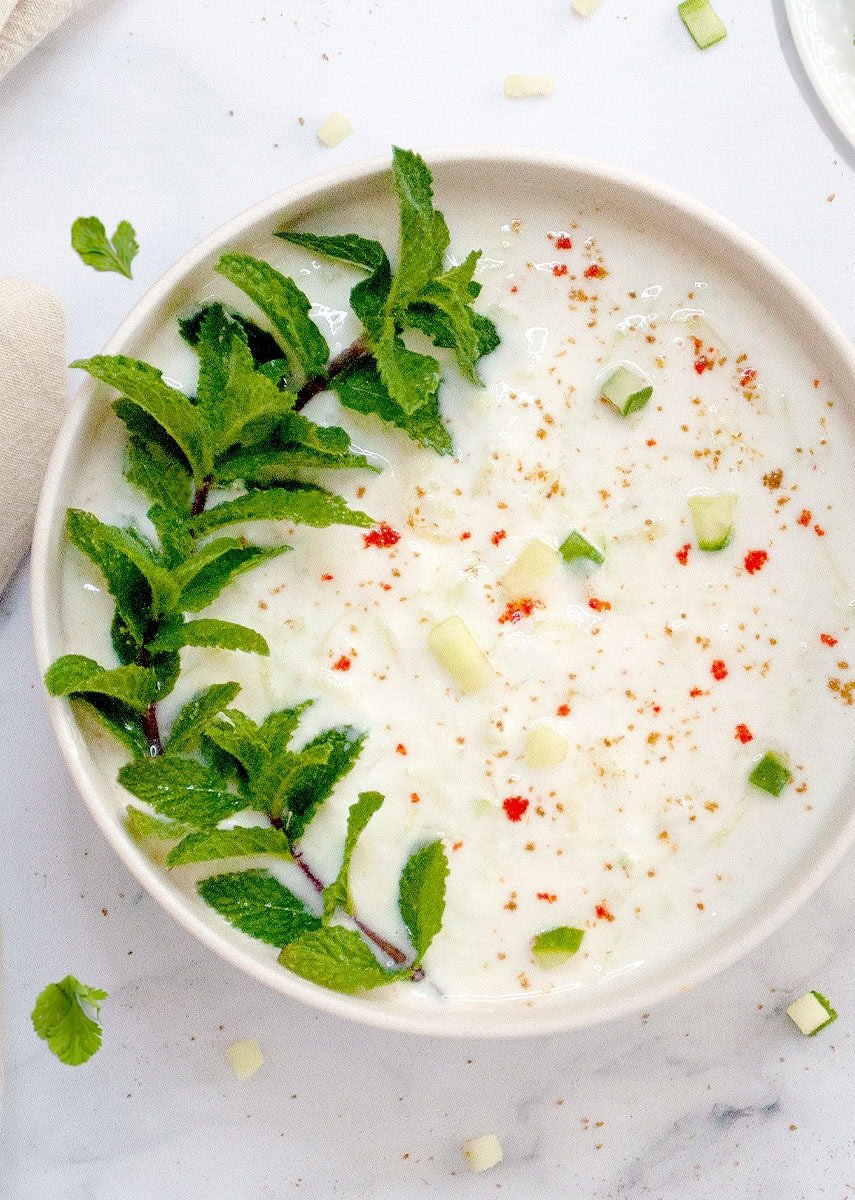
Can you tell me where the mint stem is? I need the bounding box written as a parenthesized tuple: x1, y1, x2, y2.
(295, 338, 369, 411)
(190, 475, 212, 517)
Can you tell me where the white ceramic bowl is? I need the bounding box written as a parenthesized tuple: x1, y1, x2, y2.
(31, 149, 855, 1037)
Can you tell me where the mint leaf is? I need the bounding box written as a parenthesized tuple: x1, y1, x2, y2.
(198, 869, 320, 946)
(276, 231, 388, 273)
(72, 695, 150, 758)
(165, 682, 241, 753)
(257, 701, 315, 754)
(72, 356, 211, 484)
(124, 434, 193, 516)
(45, 655, 158, 712)
(333, 360, 452, 455)
(71, 216, 138, 279)
(174, 539, 287, 612)
(203, 710, 269, 779)
(389, 146, 450, 307)
(32, 976, 108, 1066)
(216, 254, 329, 381)
(323, 791, 384, 920)
(66, 509, 178, 621)
(278, 925, 406, 993)
(179, 302, 284, 369)
(167, 826, 293, 867)
(398, 839, 448, 965)
(66, 509, 152, 644)
(215, 443, 374, 483)
(147, 617, 269, 657)
(284, 727, 366, 842)
(412, 252, 484, 382)
(125, 805, 193, 843)
(118, 756, 247, 826)
(373, 329, 442, 417)
(190, 485, 372, 535)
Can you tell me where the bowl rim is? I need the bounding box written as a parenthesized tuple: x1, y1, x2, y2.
(31, 146, 855, 1038)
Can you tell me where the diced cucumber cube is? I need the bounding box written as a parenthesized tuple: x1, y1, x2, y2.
(428, 616, 493, 694)
(678, 0, 727, 49)
(559, 529, 605, 565)
(688, 492, 736, 551)
(532, 926, 585, 966)
(463, 1134, 504, 1173)
(501, 538, 560, 598)
(786, 990, 837, 1037)
(600, 365, 653, 417)
(525, 726, 568, 768)
(748, 751, 791, 797)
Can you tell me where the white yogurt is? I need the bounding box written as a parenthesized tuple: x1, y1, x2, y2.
(60, 188, 855, 1007)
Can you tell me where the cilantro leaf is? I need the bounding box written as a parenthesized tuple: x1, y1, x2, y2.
(398, 839, 449, 965)
(323, 791, 384, 920)
(125, 805, 194, 843)
(333, 360, 452, 455)
(72, 356, 212, 484)
(71, 216, 138, 279)
(118, 755, 247, 826)
(165, 681, 242, 753)
(32, 976, 108, 1066)
(198, 868, 320, 946)
(216, 254, 329, 382)
(278, 925, 407, 993)
(179, 302, 284, 369)
(190, 485, 372, 536)
(276, 231, 388, 273)
(147, 617, 269, 657)
(167, 826, 293, 867)
(45, 655, 158, 712)
(284, 727, 366, 842)
(174, 539, 287, 612)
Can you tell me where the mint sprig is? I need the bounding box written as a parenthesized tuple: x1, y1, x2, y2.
(72, 216, 138, 279)
(32, 976, 108, 1066)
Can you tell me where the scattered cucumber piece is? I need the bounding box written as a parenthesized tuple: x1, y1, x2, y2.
(688, 492, 736, 551)
(748, 751, 791, 797)
(525, 726, 568, 768)
(464, 1134, 504, 1173)
(678, 0, 727, 49)
(787, 991, 837, 1037)
(428, 616, 493, 694)
(560, 529, 605, 566)
(501, 538, 560, 598)
(532, 926, 585, 966)
(599, 365, 652, 417)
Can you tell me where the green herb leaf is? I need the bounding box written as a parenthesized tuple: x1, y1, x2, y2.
(179, 302, 284, 369)
(257, 701, 315, 755)
(408, 299, 499, 363)
(203, 710, 269, 779)
(72, 356, 211, 484)
(278, 925, 406, 993)
(285, 727, 366, 842)
(276, 231, 388, 273)
(333, 360, 452, 455)
(174, 539, 287, 612)
(190, 485, 372, 536)
(167, 825, 294, 867)
(118, 755, 247, 826)
(389, 146, 450, 307)
(199, 868, 320, 946)
(66, 509, 178, 621)
(71, 216, 138, 279)
(398, 839, 449, 965)
(373, 328, 442, 417)
(72, 695, 151, 758)
(125, 805, 193, 843)
(147, 617, 269, 657)
(323, 791, 384, 920)
(32, 976, 108, 1066)
(165, 682, 242, 753)
(216, 253, 329, 382)
(412, 252, 484, 383)
(124, 434, 193, 517)
(45, 654, 158, 712)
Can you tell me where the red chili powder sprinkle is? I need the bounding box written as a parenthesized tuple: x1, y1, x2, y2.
(552, 263, 568, 278)
(735, 723, 753, 744)
(584, 263, 606, 279)
(460, 530, 472, 541)
(820, 633, 838, 647)
(499, 597, 544, 624)
(676, 543, 691, 566)
(813, 378, 820, 389)
(797, 509, 812, 526)
(739, 368, 757, 387)
(395, 743, 407, 755)
(410, 792, 421, 804)
(814, 524, 826, 537)
(503, 796, 529, 822)
(646, 438, 657, 447)
(536, 892, 558, 903)
(744, 549, 768, 574)
(588, 597, 612, 612)
(332, 655, 351, 672)
(452, 841, 464, 852)
(689, 687, 704, 698)
(363, 522, 400, 549)
(510, 285, 518, 294)
(711, 659, 728, 681)
(556, 703, 571, 717)
(694, 355, 713, 374)
(491, 529, 507, 547)
(554, 235, 572, 250)
(652, 704, 661, 713)
(380, 582, 392, 591)
(320, 573, 334, 581)
(595, 902, 615, 922)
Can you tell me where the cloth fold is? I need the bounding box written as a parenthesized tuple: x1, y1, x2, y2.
(0, 0, 90, 81)
(0, 278, 67, 594)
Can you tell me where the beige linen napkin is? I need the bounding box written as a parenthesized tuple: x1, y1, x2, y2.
(0, 278, 66, 593)
(0, 0, 90, 80)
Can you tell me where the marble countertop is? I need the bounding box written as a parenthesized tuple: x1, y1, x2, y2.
(1, 2, 854, 1196)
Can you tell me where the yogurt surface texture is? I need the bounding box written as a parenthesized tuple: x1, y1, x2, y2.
(60, 179, 855, 1012)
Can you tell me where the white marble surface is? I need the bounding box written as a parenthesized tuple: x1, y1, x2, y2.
(1, 2, 854, 1196)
